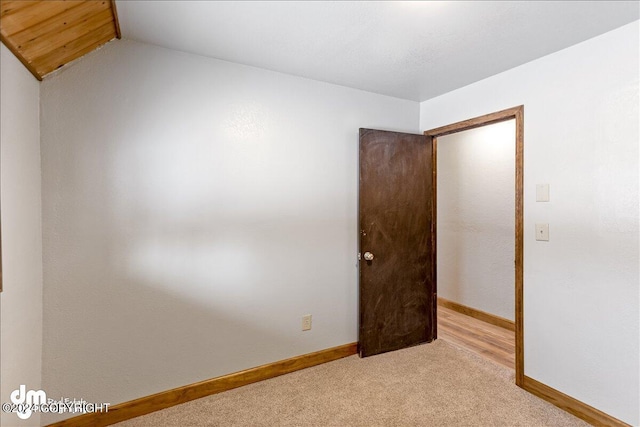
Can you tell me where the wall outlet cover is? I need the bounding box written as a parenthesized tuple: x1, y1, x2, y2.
(302, 314, 312, 331)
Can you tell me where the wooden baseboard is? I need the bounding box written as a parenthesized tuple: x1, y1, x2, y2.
(522, 376, 629, 427)
(438, 297, 515, 331)
(46, 343, 357, 427)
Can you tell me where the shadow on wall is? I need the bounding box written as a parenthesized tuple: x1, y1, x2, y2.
(40, 273, 291, 425)
(40, 143, 356, 425)
(39, 139, 359, 423)
(38, 65, 366, 424)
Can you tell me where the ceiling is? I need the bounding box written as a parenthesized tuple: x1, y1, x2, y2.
(1, 2, 637, 94)
(0, 0, 120, 80)
(115, 1, 639, 102)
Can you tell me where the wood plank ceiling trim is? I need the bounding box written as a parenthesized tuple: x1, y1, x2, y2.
(0, 0, 121, 81)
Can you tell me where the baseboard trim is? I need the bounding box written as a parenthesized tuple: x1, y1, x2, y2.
(522, 376, 629, 427)
(437, 297, 515, 331)
(46, 342, 358, 427)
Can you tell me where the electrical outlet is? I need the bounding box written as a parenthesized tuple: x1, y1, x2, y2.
(302, 314, 312, 331)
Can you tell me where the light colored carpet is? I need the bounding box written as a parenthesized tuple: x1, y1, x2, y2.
(116, 340, 588, 427)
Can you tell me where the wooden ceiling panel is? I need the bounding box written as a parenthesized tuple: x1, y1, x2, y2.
(1, 0, 121, 80)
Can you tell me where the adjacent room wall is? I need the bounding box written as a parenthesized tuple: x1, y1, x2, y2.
(0, 44, 43, 427)
(421, 21, 639, 425)
(437, 120, 515, 321)
(39, 39, 419, 423)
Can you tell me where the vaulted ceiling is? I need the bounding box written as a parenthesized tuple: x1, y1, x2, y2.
(0, 0, 120, 80)
(0, 1, 638, 101)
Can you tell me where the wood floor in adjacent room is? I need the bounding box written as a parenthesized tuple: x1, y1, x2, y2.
(437, 305, 515, 370)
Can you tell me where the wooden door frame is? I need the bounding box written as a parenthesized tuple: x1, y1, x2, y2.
(424, 105, 524, 386)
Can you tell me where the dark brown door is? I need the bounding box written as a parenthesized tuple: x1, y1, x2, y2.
(358, 128, 436, 358)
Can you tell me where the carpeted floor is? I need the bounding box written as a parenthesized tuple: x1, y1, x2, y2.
(116, 340, 588, 426)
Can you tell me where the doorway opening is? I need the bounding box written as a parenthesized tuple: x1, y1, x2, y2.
(424, 106, 524, 385)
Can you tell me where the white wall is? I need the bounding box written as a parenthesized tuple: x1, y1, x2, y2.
(0, 44, 43, 427)
(437, 120, 515, 321)
(39, 39, 419, 423)
(421, 21, 639, 425)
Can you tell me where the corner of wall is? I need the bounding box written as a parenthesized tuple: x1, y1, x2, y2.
(0, 42, 44, 427)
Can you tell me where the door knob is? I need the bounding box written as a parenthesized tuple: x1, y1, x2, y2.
(363, 252, 375, 261)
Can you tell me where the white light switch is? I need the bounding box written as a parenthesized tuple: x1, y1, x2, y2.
(535, 223, 549, 241)
(536, 184, 550, 202)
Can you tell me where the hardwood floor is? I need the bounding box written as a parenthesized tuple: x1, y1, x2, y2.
(437, 305, 515, 369)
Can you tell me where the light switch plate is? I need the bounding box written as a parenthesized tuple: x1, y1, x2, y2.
(536, 184, 550, 202)
(535, 223, 549, 241)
